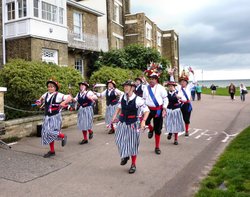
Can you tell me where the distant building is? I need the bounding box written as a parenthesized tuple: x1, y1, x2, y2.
(0, 0, 179, 77)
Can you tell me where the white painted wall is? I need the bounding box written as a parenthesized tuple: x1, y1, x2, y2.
(78, 0, 108, 51)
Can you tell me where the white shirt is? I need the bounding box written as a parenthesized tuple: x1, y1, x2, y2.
(143, 84, 168, 109)
(42, 92, 68, 103)
(170, 75, 196, 102)
(97, 88, 123, 97)
(118, 93, 149, 113)
(74, 90, 95, 101)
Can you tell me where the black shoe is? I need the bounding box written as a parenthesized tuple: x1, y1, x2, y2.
(174, 140, 178, 145)
(185, 133, 189, 137)
(120, 157, 130, 165)
(108, 129, 115, 134)
(79, 139, 88, 145)
(129, 164, 136, 174)
(167, 133, 172, 140)
(89, 132, 93, 140)
(155, 148, 161, 155)
(61, 135, 67, 147)
(148, 131, 153, 139)
(43, 151, 55, 158)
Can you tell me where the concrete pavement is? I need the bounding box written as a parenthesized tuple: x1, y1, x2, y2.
(0, 94, 250, 197)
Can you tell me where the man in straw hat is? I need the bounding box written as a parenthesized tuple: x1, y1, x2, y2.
(143, 65, 169, 155)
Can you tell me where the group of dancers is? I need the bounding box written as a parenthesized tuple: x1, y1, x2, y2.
(35, 65, 196, 174)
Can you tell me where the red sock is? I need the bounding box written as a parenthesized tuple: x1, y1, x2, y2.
(174, 133, 178, 141)
(155, 134, 160, 148)
(131, 155, 137, 165)
(49, 141, 55, 153)
(58, 132, 65, 139)
(185, 124, 189, 133)
(148, 124, 153, 132)
(82, 130, 88, 140)
(88, 129, 93, 134)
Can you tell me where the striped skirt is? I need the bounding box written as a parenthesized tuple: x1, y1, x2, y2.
(164, 108, 185, 133)
(105, 104, 118, 125)
(41, 113, 62, 145)
(115, 122, 140, 158)
(77, 106, 94, 131)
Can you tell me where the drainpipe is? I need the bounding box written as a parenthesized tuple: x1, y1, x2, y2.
(2, 0, 6, 65)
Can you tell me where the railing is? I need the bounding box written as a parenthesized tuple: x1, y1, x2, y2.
(68, 31, 108, 52)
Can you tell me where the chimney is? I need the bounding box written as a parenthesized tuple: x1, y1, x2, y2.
(124, 0, 131, 14)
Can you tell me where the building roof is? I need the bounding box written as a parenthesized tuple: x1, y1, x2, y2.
(67, 0, 104, 16)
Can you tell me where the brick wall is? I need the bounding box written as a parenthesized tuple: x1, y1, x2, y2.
(6, 37, 32, 62)
(6, 37, 68, 65)
(31, 38, 68, 65)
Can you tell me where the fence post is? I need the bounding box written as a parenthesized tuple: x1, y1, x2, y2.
(0, 87, 7, 121)
(94, 84, 106, 118)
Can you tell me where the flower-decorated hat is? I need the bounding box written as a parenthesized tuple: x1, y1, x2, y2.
(106, 79, 116, 88)
(78, 81, 89, 88)
(122, 80, 136, 87)
(144, 62, 163, 79)
(46, 79, 59, 91)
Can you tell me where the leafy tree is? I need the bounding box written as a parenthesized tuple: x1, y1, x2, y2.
(89, 66, 142, 89)
(94, 44, 170, 82)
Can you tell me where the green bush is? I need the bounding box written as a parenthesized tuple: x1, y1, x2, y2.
(89, 66, 142, 89)
(0, 59, 83, 120)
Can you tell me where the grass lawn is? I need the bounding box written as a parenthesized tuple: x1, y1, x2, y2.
(195, 126, 250, 197)
(202, 87, 249, 96)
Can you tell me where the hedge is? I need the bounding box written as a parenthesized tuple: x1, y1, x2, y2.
(0, 59, 83, 120)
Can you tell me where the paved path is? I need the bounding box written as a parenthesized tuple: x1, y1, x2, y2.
(0, 94, 250, 197)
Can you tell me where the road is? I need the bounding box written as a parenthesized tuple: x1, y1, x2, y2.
(0, 94, 250, 197)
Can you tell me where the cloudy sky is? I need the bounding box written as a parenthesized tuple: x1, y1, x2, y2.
(131, 0, 250, 80)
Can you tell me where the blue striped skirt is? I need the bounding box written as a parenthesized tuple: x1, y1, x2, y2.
(77, 106, 94, 131)
(164, 108, 185, 133)
(105, 104, 118, 125)
(115, 122, 140, 158)
(41, 113, 62, 145)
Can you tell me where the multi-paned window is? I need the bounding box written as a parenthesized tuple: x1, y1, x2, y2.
(42, 48, 58, 65)
(73, 12, 83, 40)
(75, 58, 84, 77)
(34, 0, 39, 17)
(59, 7, 64, 24)
(42, 2, 57, 22)
(7, 2, 15, 20)
(17, 0, 27, 18)
(157, 32, 162, 46)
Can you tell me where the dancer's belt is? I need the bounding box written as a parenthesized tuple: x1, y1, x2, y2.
(148, 105, 163, 111)
(180, 100, 190, 104)
(120, 114, 136, 119)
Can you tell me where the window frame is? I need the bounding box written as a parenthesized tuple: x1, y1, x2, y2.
(42, 48, 58, 65)
(17, 0, 27, 18)
(75, 58, 84, 77)
(73, 12, 83, 40)
(7, 1, 15, 21)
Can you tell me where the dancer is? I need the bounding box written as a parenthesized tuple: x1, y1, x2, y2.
(164, 74, 185, 145)
(73, 82, 97, 144)
(169, 67, 196, 136)
(143, 63, 168, 155)
(95, 80, 123, 134)
(36, 79, 72, 158)
(112, 80, 149, 174)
